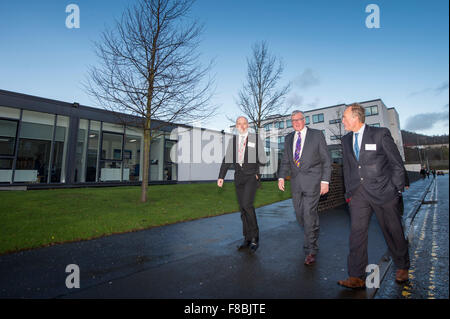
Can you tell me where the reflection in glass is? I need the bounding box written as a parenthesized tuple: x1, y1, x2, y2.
(164, 140, 177, 181)
(75, 119, 89, 182)
(0, 119, 18, 156)
(0, 158, 13, 182)
(86, 121, 100, 182)
(100, 161, 122, 181)
(102, 132, 123, 161)
(123, 135, 141, 182)
(16, 111, 55, 183)
(51, 116, 69, 183)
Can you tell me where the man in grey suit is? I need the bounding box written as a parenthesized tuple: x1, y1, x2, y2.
(278, 110, 332, 265)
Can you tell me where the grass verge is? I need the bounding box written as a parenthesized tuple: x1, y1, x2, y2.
(0, 181, 291, 255)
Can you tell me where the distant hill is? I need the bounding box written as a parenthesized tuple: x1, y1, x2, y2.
(401, 130, 449, 146)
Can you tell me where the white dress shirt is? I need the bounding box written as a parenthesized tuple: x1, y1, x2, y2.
(279, 127, 328, 184)
(238, 131, 249, 165)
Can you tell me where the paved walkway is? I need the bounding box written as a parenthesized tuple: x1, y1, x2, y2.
(376, 175, 449, 299)
(0, 177, 437, 299)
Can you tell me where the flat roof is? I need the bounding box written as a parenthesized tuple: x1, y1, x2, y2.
(0, 88, 176, 131)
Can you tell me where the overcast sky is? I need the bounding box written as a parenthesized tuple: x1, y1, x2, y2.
(0, 0, 448, 135)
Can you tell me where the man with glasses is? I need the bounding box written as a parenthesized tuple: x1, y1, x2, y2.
(278, 110, 331, 265)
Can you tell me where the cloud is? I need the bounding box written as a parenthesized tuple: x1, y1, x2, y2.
(435, 81, 449, 95)
(409, 81, 449, 97)
(306, 97, 320, 108)
(294, 68, 320, 89)
(286, 93, 303, 107)
(404, 110, 449, 131)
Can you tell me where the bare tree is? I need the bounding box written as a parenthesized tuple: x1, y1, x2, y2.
(235, 41, 291, 132)
(84, 0, 216, 202)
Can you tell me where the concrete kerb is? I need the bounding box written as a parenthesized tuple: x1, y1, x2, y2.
(367, 178, 434, 299)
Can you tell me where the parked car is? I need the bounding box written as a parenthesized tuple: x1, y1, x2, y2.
(437, 171, 444, 176)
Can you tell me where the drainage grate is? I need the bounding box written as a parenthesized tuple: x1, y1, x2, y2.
(422, 200, 438, 205)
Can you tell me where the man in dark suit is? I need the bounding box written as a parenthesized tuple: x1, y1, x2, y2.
(217, 116, 267, 253)
(278, 110, 332, 265)
(338, 103, 410, 289)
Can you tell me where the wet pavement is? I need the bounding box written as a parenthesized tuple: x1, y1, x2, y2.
(376, 175, 449, 299)
(0, 176, 444, 299)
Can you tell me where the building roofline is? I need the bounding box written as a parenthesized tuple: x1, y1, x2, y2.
(0, 88, 176, 130)
(241, 98, 387, 125)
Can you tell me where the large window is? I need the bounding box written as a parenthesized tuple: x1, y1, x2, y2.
(305, 116, 310, 125)
(277, 136, 285, 151)
(51, 116, 69, 183)
(0, 119, 18, 156)
(286, 119, 292, 128)
(312, 113, 324, 124)
(365, 105, 378, 116)
(75, 119, 89, 182)
(76, 120, 145, 183)
(150, 135, 164, 181)
(100, 123, 124, 181)
(0, 117, 18, 183)
(164, 139, 177, 181)
(329, 119, 341, 124)
(16, 110, 55, 183)
(124, 127, 143, 182)
(274, 121, 284, 129)
(86, 121, 100, 182)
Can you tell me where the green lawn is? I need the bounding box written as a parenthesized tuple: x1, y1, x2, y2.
(0, 181, 291, 255)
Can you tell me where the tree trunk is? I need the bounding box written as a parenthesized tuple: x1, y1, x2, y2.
(140, 118, 151, 203)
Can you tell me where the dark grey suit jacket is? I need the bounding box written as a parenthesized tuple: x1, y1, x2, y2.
(342, 125, 405, 205)
(278, 128, 332, 194)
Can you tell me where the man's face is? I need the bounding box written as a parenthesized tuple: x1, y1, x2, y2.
(342, 108, 359, 132)
(236, 117, 249, 134)
(292, 112, 306, 131)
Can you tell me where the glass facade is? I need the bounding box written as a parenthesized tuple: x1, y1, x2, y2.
(16, 110, 55, 183)
(0, 102, 174, 185)
(0, 106, 19, 183)
(124, 127, 143, 182)
(75, 119, 89, 183)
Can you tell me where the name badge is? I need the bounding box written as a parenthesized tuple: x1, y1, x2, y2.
(365, 144, 376, 151)
(247, 142, 255, 148)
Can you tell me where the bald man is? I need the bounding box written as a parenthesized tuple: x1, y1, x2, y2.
(218, 116, 266, 253)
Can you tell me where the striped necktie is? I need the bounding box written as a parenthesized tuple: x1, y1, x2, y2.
(294, 132, 301, 167)
(238, 136, 246, 165)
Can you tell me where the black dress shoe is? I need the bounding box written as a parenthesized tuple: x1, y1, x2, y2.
(237, 240, 251, 250)
(249, 239, 259, 253)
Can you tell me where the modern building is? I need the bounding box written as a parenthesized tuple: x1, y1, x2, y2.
(250, 99, 405, 168)
(0, 89, 180, 188)
(0, 90, 406, 187)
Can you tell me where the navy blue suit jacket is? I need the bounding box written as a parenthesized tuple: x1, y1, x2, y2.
(342, 125, 405, 205)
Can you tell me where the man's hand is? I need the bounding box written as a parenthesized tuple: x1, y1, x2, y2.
(278, 178, 285, 191)
(217, 179, 224, 188)
(320, 182, 329, 195)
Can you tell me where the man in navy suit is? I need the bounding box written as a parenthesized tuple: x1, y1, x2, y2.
(338, 103, 410, 289)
